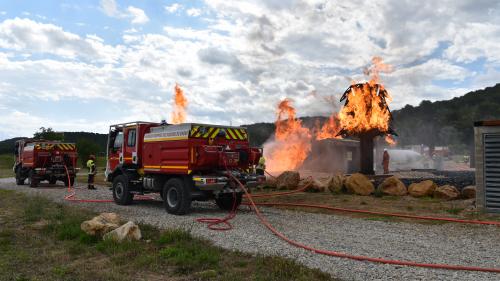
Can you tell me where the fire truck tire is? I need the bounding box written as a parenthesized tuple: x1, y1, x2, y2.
(163, 178, 191, 215)
(15, 168, 25, 185)
(215, 193, 243, 210)
(49, 177, 57, 185)
(113, 175, 134, 205)
(28, 170, 38, 188)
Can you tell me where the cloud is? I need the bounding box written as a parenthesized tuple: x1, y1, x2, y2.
(0, 18, 119, 62)
(99, 0, 149, 25)
(127, 6, 149, 24)
(2, 1, 500, 139)
(100, 0, 119, 17)
(186, 8, 202, 17)
(165, 3, 183, 13)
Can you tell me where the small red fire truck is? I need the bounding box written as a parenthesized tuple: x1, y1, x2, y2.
(105, 121, 265, 215)
(14, 139, 78, 187)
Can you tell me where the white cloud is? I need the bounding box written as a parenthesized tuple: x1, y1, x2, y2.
(2, 1, 500, 139)
(0, 11, 6, 16)
(99, 0, 149, 25)
(0, 18, 120, 62)
(186, 8, 202, 17)
(127, 6, 149, 24)
(100, 0, 119, 17)
(165, 3, 182, 13)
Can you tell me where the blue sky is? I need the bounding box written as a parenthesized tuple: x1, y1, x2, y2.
(0, 0, 499, 140)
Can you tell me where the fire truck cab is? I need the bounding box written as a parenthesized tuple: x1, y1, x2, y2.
(105, 121, 265, 215)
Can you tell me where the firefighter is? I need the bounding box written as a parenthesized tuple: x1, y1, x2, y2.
(382, 149, 390, 174)
(256, 156, 266, 176)
(87, 155, 97, 190)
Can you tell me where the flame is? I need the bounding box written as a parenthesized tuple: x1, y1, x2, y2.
(316, 114, 342, 140)
(170, 84, 187, 124)
(385, 135, 397, 146)
(264, 99, 312, 172)
(338, 57, 393, 135)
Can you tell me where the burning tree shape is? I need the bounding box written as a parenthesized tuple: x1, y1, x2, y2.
(337, 82, 396, 138)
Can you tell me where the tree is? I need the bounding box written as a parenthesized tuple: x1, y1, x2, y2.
(33, 127, 64, 141)
(76, 139, 101, 166)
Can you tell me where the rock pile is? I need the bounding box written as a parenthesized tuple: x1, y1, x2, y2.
(81, 213, 141, 242)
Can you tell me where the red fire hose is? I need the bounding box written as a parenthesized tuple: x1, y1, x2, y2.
(229, 173, 500, 273)
(60, 163, 499, 273)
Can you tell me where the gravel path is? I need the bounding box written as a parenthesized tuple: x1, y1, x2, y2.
(1, 178, 499, 281)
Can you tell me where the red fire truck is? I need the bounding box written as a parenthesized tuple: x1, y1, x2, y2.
(105, 121, 265, 215)
(14, 139, 78, 187)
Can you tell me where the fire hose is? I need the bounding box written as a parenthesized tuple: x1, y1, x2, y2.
(60, 164, 500, 273)
(228, 173, 500, 273)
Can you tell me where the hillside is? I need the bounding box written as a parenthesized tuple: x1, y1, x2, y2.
(392, 83, 500, 153)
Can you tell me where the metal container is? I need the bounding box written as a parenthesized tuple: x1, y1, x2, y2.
(474, 120, 500, 213)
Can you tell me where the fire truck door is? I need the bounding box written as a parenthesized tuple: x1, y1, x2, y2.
(123, 127, 138, 165)
(109, 130, 123, 169)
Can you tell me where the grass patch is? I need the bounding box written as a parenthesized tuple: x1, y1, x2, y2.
(0, 189, 337, 281)
(445, 207, 465, 215)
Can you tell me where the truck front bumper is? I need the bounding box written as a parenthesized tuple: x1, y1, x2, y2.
(192, 174, 266, 191)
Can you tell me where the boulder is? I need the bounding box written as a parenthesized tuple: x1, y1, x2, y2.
(433, 185, 460, 200)
(408, 180, 437, 198)
(462, 186, 476, 199)
(275, 171, 300, 190)
(326, 175, 345, 194)
(301, 177, 326, 192)
(345, 173, 374, 196)
(264, 177, 277, 189)
(81, 213, 121, 236)
(103, 221, 142, 242)
(377, 176, 407, 196)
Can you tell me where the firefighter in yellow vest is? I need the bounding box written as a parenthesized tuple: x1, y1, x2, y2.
(87, 155, 97, 190)
(256, 156, 266, 176)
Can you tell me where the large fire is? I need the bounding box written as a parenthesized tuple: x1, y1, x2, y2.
(315, 114, 342, 140)
(338, 57, 394, 138)
(170, 84, 187, 124)
(264, 99, 312, 172)
(264, 57, 396, 172)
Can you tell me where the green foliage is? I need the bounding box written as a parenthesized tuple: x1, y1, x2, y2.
(392, 83, 500, 154)
(76, 138, 101, 165)
(33, 127, 64, 141)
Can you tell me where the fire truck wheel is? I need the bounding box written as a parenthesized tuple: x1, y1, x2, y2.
(163, 178, 191, 215)
(28, 170, 38, 188)
(15, 168, 25, 185)
(215, 193, 243, 211)
(49, 177, 57, 185)
(113, 175, 134, 205)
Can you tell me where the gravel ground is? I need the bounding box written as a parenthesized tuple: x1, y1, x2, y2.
(1, 178, 499, 281)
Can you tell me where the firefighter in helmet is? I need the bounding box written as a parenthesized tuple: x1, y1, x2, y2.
(382, 149, 390, 174)
(256, 155, 266, 176)
(87, 155, 97, 190)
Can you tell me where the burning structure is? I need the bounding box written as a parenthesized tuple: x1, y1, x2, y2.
(337, 83, 396, 174)
(265, 57, 396, 175)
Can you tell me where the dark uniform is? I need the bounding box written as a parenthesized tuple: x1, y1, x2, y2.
(87, 156, 96, 190)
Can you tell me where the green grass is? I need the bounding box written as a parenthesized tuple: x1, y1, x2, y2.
(0, 189, 335, 281)
(445, 207, 465, 215)
(0, 154, 14, 178)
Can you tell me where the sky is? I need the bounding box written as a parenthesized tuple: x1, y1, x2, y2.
(0, 0, 499, 140)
